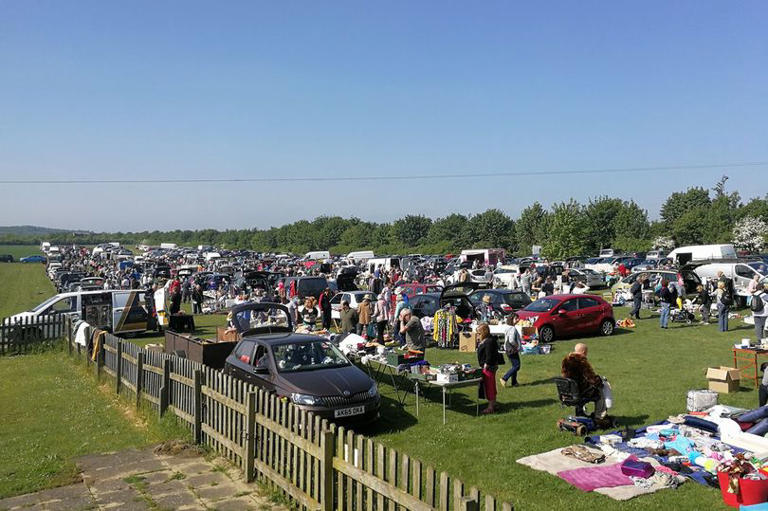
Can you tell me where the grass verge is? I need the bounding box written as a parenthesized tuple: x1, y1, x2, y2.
(0, 263, 55, 318)
(0, 345, 189, 499)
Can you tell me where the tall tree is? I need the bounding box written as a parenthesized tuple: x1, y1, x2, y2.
(542, 200, 588, 259)
(584, 196, 624, 252)
(427, 214, 470, 249)
(466, 209, 516, 251)
(390, 215, 432, 247)
(515, 202, 549, 255)
(660, 187, 711, 226)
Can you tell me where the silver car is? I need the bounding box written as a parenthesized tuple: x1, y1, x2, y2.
(568, 268, 604, 289)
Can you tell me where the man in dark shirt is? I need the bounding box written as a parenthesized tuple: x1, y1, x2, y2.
(339, 301, 358, 334)
(541, 277, 555, 296)
(659, 281, 674, 329)
(629, 276, 644, 320)
(399, 308, 425, 351)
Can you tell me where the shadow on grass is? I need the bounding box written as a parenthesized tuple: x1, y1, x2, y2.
(611, 414, 651, 428)
(358, 396, 418, 435)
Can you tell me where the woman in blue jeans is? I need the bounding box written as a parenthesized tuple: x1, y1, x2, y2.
(716, 281, 730, 332)
(659, 280, 674, 329)
(500, 314, 522, 387)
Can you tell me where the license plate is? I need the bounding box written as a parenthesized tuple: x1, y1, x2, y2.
(334, 405, 365, 418)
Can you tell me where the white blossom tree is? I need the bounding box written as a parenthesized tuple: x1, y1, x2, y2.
(732, 216, 768, 252)
(653, 236, 675, 251)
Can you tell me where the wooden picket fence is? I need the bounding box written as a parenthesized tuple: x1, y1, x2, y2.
(0, 314, 69, 355)
(2, 316, 514, 511)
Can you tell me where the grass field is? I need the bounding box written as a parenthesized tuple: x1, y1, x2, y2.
(0, 264, 55, 318)
(0, 266, 757, 508)
(0, 264, 188, 499)
(0, 244, 43, 261)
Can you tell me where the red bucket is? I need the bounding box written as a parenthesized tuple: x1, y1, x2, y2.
(718, 471, 768, 507)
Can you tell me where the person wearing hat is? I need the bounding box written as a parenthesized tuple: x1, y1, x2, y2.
(357, 297, 372, 337)
(752, 281, 768, 344)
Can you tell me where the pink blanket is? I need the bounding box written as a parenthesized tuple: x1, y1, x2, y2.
(557, 457, 635, 492)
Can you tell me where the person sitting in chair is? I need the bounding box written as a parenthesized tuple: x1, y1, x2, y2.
(561, 353, 608, 420)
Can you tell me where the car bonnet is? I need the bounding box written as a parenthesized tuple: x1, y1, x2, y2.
(277, 364, 372, 397)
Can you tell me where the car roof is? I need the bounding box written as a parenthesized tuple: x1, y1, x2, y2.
(240, 332, 329, 345)
(538, 293, 605, 301)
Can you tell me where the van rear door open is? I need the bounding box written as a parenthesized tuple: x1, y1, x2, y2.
(113, 291, 150, 334)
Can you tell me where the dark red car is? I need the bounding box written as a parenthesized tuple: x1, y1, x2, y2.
(515, 294, 615, 343)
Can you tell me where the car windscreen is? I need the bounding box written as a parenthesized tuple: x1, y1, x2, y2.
(749, 262, 768, 276)
(272, 341, 350, 373)
(31, 295, 61, 312)
(503, 293, 531, 308)
(523, 298, 560, 313)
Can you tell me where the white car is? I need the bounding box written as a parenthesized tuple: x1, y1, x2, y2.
(448, 269, 492, 287)
(567, 268, 604, 289)
(493, 266, 520, 289)
(329, 291, 378, 320)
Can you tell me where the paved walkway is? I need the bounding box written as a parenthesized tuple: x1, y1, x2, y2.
(0, 444, 288, 510)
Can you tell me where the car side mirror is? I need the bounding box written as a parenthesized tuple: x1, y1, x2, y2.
(557, 309, 567, 315)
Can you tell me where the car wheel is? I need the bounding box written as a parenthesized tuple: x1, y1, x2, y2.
(600, 319, 615, 336)
(539, 325, 555, 343)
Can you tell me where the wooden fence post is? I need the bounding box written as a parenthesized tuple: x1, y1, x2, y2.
(193, 369, 202, 444)
(244, 391, 256, 483)
(67, 317, 73, 355)
(135, 352, 144, 408)
(115, 339, 123, 394)
(320, 430, 335, 511)
(96, 344, 104, 380)
(159, 358, 170, 417)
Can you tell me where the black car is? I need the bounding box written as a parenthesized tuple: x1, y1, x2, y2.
(223, 303, 380, 424)
(0, 254, 14, 263)
(409, 283, 479, 320)
(469, 289, 532, 315)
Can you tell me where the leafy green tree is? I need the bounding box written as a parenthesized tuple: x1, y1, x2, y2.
(740, 196, 768, 223)
(542, 200, 589, 259)
(515, 202, 549, 255)
(390, 215, 432, 247)
(672, 209, 708, 246)
(660, 187, 711, 226)
(583, 196, 624, 252)
(426, 214, 470, 250)
(466, 209, 516, 251)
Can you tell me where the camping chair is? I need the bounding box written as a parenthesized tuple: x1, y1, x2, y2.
(554, 377, 600, 417)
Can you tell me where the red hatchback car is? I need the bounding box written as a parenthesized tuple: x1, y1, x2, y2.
(515, 294, 615, 343)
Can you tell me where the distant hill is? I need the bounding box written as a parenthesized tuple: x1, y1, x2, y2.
(0, 225, 91, 236)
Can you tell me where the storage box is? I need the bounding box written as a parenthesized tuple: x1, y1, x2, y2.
(687, 389, 718, 411)
(459, 332, 478, 352)
(436, 373, 459, 383)
(217, 327, 240, 342)
(706, 366, 741, 394)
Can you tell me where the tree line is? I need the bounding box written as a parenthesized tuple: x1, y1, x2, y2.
(2, 179, 767, 259)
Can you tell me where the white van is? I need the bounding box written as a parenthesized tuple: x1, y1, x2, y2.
(646, 250, 667, 260)
(304, 250, 330, 261)
(40, 242, 51, 252)
(160, 242, 178, 250)
(7, 290, 155, 335)
(668, 244, 737, 265)
(694, 261, 768, 293)
(346, 250, 374, 263)
(598, 248, 617, 258)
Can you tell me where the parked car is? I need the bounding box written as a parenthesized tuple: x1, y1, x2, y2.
(408, 283, 480, 321)
(611, 269, 702, 295)
(20, 255, 46, 263)
(469, 289, 531, 315)
(492, 266, 520, 289)
(516, 294, 616, 343)
(223, 303, 380, 424)
(280, 276, 329, 300)
(567, 268, 605, 289)
(329, 290, 378, 320)
(0, 254, 14, 262)
(395, 282, 443, 299)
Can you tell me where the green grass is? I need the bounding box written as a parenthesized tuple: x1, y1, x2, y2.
(0, 244, 43, 261)
(356, 307, 757, 510)
(0, 265, 755, 508)
(0, 263, 56, 318)
(0, 348, 189, 499)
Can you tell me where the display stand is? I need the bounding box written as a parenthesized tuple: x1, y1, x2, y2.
(732, 347, 768, 388)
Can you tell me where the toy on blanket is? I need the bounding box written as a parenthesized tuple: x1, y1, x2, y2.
(558, 415, 617, 436)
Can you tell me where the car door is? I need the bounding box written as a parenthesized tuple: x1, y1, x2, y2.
(227, 340, 258, 383)
(550, 298, 580, 336)
(577, 296, 604, 331)
(735, 264, 756, 291)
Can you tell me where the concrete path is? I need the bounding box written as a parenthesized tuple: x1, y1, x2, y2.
(0, 444, 288, 511)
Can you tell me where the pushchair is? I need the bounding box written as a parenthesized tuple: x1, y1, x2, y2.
(669, 299, 697, 324)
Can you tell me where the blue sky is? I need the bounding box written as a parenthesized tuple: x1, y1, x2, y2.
(1, 1, 766, 231)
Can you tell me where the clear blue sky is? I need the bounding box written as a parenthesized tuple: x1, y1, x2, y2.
(1, 1, 766, 231)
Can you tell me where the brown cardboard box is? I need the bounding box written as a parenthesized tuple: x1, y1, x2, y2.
(706, 366, 741, 393)
(521, 326, 537, 337)
(217, 327, 241, 342)
(459, 332, 478, 352)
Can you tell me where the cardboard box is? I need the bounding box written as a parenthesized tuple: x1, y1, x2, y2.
(521, 326, 537, 337)
(459, 332, 478, 352)
(217, 327, 240, 342)
(706, 366, 741, 393)
(436, 373, 459, 383)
